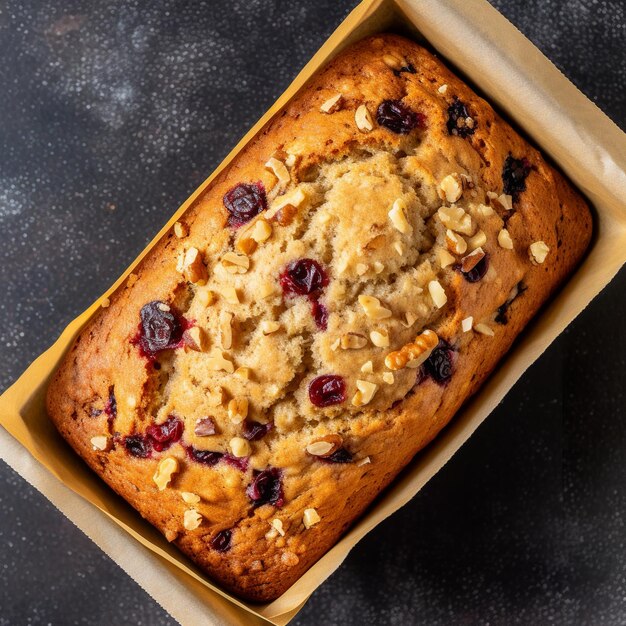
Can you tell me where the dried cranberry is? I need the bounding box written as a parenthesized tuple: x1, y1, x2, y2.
(242, 420, 273, 441)
(424, 341, 454, 384)
(246, 468, 284, 507)
(137, 301, 183, 357)
(323, 448, 353, 464)
(124, 435, 152, 458)
(308, 375, 346, 407)
(393, 64, 417, 76)
(311, 300, 328, 330)
(446, 98, 475, 138)
(146, 416, 183, 452)
(186, 447, 223, 466)
(461, 253, 489, 283)
(211, 530, 232, 552)
(224, 454, 249, 472)
(376, 99, 423, 134)
(502, 155, 531, 200)
(280, 259, 328, 296)
(104, 387, 117, 429)
(223, 182, 267, 227)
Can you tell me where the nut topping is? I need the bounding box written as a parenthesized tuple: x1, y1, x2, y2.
(461, 247, 486, 273)
(229, 437, 251, 458)
(183, 326, 209, 352)
(207, 350, 234, 374)
(446, 229, 467, 255)
(361, 360, 374, 374)
(498, 228, 514, 250)
(228, 398, 249, 424)
(428, 280, 447, 309)
(194, 417, 217, 436)
(174, 221, 189, 238)
(306, 434, 343, 458)
(265, 157, 290, 186)
(358, 295, 392, 320)
(180, 247, 208, 284)
(437, 205, 474, 235)
(206, 386, 226, 407)
(219, 311, 234, 350)
(467, 230, 487, 251)
(370, 328, 390, 348)
(153, 457, 179, 491)
(529, 241, 550, 264)
(439, 173, 463, 203)
(320, 93, 342, 114)
(355, 104, 374, 132)
(222, 286, 240, 304)
(260, 320, 281, 335)
(303, 508, 321, 529)
(341, 333, 368, 350)
(90, 435, 109, 451)
(438, 248, 456, 268)
(382, 372, 395, 384)
(461, 316, 473, 332)
(221, 251, 250, 274)
(385, 329, 439, 370)
(388, 198, 412, 234)
(474, 322, 495, 337)
(382, 53, 403, 70)
(352, 380, 379, 406)
(183, 509, 203, 531)
(181, 492, 201, 504)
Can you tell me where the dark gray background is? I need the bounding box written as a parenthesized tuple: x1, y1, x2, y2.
(0, 0, 624, 624)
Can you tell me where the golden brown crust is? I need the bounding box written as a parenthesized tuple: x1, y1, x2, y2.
(46, 34, 592, 602)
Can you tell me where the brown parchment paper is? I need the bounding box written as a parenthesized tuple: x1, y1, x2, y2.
(1, 0, 625, 623)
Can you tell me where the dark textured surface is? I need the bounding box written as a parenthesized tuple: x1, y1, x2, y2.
(0, 0, 624, 623)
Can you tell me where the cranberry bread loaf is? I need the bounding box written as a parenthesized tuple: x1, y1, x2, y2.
(47, 34, 591, 602)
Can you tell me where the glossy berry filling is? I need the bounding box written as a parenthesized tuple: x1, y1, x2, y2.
(146, 416, 183, 452)
(135, 301, 185, 358)
(502, 155, 531, 199)
(446, 98, 476, 138)
(280, 259, 328, 296)
(242, 420, 274, 441)
(223, 182, 267, 227)
(124, 435, 152, 459)
(211, 530, 232, 552)
(224, 454, 249, 472)
(376, 99, 423, 134)
(309, 375, 346, 407)
(424, 341, 454, 384)
(460, 253, 489, 283)
(186, 447, 223, 466)
(311, 300, 328, 331)
(246, 468, 284, 507)
(322, 448, 353, 464)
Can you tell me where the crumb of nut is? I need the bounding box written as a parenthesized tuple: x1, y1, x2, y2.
(352, 380, 379, 406)
(330, 337, 341, 351)
(361, 360, 374, 374)
(206, 386, 226, 407)
(258, 280, 277, 299)
(281, 551, 299, 566)
(495, 193, 513, 211)
(355, 104, 374, 132)
(90, 435, 109, 451)
(446, 229, 467, 255)
(382, 372, 394, 385)
(126, 273, 139, 287)
(474, 322, 495, 337)
(438, 248, 456, 269)
(249, 560, 264, 572)
(438, 83, 448, 94)
(271, 518, 286, 536)
(165, 529, 178, 542)
(207, 350, 234, 373)
(181, 492, 201, 505)
(183, 326, 209, 352)
(196, 289, 215, 307)
(439, 173, 463, 203)
(382, 53, 403, 70)
(236, 236, 257, 255)
(428, 280, 447, 309)
(461, 247, 486, 273)
(529, 241, 550, 264)
(183, 509, 203, 531)
(357, 456, 372, 467)
(181, 247, 208, 284)
(373, 261, 385, 274)
(303, 508, 321, 529)
(306, 434, 342, 458)
(356, 263, 368, 276)
(370, 328, 390, 348)
(265, 526, 278, 540)
(222, 286, 240, 304)
(388, 198, 412, 234)
(221, 251, 250, 274)
(260, 320, 281, 335)
(403, 312, 418, 327)
(250, 218, 272, 243)
(230, 437, 251, 458)
(341, 332, 368, 350)
(153, 457, 179, 491)
(385, 329, 439, 370)
(358, 295, 392, 320)
(219, 311, 234, 350)
(498, 228, 514, 250)
(394, 241, 404, 256)
(285, 153, 297, 168)
(476, 203, 495, 217)
(265, 157, 290, 186)
(320, 93, 342, 114)
(462, 316, 473, 332)
(274, 202, 298, 226)
(126, 396, 137, 408)
(174, 221, 189, 238)
(437, 205, 474, 235)
(265, 188, 306, 221)
(228, 398, 248, 424)
(101, 297, 111, 308)
(234, 366, 250, 380)
(195, 416, 217, 436)
(467, 230, 487, 251)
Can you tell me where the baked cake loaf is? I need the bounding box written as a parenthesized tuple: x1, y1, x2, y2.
(46, 34, 592, 602)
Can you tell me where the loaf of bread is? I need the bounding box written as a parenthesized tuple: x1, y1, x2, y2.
(46, 34, 592, 602)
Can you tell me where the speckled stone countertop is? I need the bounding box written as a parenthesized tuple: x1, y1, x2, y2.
(0, 0, 624, 624)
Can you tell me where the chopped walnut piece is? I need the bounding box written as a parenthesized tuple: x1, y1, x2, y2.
(438, 83, 448, 94)
(320, 93, 342, 114)
(90, 435, 109, 451)
(352, 380, 379, 406)
(306, 434, 343, 458)
(194, 417, 217, 436)
(271, 518, 286, 536)
(476, 203, 495, 217)
(428, 280, 447, 309)
(370, 328, 390, 348)
(382, 53, 403, 70)
(228, 398, 249, 424)
(388, 198, 412, 234)
(181, 492, 201, 505)
(474, 322, 495, 336)
(230, 437, 251, 458)
(402, 312, 418, 327)
(438, 248, 456, 268)
(183, 509, 203, 531)
(250, 218, 272, 243)
(303, 508, 321, 529)
(355, 104, 374, 132)
(234, 366, 250, 380)
(382, 372, 395, 385)
(221, 251, 250, 274)
(101, 297, 110, 308)
(385, 329, 439, 370)
(184, 326, 209, 352)
(437, 205, 474, 235)
(446, 229, 467, 255)
(153, 457, 179, 491)
(222, 286, 240, 304)
(274, 202, 298, 226)
(260, 320, 281, 335)
(341, 333, 368, 350)
(361, 360, 374, 374)
(236, 237, 257, 255)
(196, 289, 216, 307)
(358, 295, 392, 320)
(462, 316, 474, 332)
(494, 193, 513, 211)
(498, 228, 514, 250)
(467, 230, 487, 251)
(529, 241, 550, 264)
(265, 157, 290, 186)
(356, 456, 372, 467)
(461, 247, 486, 273)
(181, 247, 208, 284)
(439, 173, 463, 203)
(258, 280, 277, 299)
(219, 311, 234, 350)
(207, 350, 234, 374)
(174, 221, 189, 238)
(356, 263, 368, 276)
(206, 386, 226, 407)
